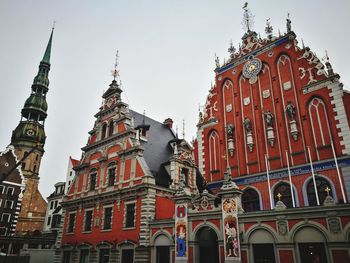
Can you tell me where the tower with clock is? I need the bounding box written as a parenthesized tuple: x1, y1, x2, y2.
(10, 28, 54, 234)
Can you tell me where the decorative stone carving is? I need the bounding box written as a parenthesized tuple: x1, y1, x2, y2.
(277, 220, 288, 236)
(328, 217, 341, 234)
(227, 123, 235, 156)
(285, 101, 298, 140)
(244, 117, 254, 152)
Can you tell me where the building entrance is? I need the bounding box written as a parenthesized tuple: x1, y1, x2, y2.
(252, 244, 276, 263)
(298, 243, 327, 263)
(121, 249, 134, 263)
(196, 227, 219, 263)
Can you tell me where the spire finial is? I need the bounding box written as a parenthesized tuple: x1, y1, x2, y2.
(242, 2, 254, 32)
(52, 21, 56, 30)
(42, 26, 54, 64)
(142, 110, 146, 125)
(111, 51, 120, 81)
(228, 40, 236, 58)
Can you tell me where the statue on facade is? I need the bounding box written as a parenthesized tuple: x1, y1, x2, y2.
(243, 117, 252, 133)
(286, 13, 292, 33)
(285, 101, 296, 121)
(264, 110, 274, 127)
(227, 123, 235, 137)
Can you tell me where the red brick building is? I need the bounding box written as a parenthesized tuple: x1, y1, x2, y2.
(57, 10, 350, 263)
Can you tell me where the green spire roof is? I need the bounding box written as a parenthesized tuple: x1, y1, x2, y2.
(41, 28, 54, 64)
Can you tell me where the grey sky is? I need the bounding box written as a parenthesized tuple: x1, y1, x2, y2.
(1, 0, 349, 199)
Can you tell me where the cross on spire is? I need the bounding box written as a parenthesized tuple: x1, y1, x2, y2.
(325, 186, 331, 196)
(277, 193, 282, 201)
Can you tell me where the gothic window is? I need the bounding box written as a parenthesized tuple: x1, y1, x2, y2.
(125, 203, 136, 228)
(103, 207, 113, 230)
(99, 248, 110, 263)
(84, 210, 93, 232)
(242, 188, 261, 212)
(67, 212, 76, 233)
(89, 171, 97, 191)
(273, 182, 294, 208)
(208, 130, 220, 173)
(107, 163, 116, 187)
(308, 97, 332, 154)
(101, 123, 107, 140)
(307, 177, 333, 206)
(108, 121, 114, 137)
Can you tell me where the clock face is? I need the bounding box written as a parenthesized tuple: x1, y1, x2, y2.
(26, 129, 35, 136)
(243, 58, 262, 84)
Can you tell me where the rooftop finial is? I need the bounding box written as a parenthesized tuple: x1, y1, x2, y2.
(52, 21, 56, 30)
(286, 13, 292, 33)
(323, 50, 335, 76)
(242, 2, 254, 32)
(111, 51, 120, 81)
(265, 18, 273, 39)
(42, 26, 54, 64)
(228, 40, 236, 58)
(215, 53, 220, 68)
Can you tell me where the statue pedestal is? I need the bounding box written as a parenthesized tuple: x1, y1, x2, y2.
(267, 126, 275, 147)
(289, 120, 298, 141)
(246, 132, 254, 152)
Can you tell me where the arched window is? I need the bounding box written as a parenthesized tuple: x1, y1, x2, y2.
(101, 123, 107, 140)
(89, 169, 97, 191)
(242, 188, 260, 212)
(273, 182, 294, 208)
(306, 177, 333, 206)
(208, 130, 220, 173)
(107, 162, 116, 187)
(108, 121, 114, 137)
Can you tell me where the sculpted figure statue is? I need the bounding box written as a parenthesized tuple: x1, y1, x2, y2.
(285, 101, 296, 121)
(243, 117, 252, 133)
(264, 110, 274, 127)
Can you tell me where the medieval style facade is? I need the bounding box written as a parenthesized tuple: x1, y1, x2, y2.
(57, 8, 350, 263)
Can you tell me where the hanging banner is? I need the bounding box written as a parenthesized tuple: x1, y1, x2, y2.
(222, 197, 240, 261)
(175, 203, 188, 260)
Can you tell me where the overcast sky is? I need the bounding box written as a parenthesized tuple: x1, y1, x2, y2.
(1, 0, 349, 199)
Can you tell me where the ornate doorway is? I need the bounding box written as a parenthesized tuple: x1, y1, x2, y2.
(196, 226, 219, 263)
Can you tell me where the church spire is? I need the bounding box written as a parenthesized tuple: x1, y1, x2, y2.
(41, 25, 54, 64)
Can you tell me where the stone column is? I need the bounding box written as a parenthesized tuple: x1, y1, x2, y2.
(219, 168, 243, 263)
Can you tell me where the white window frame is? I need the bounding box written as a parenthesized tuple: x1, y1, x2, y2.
(4, 200, 13, 209)
(6, 187, 14, 195)
(101, 204, 114, 231)
(123, 201, 137, 230)
(83, 208, 94, 233)
(1, 213, 11, 223)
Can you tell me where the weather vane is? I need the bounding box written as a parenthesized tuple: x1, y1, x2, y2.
(242, 2, 254, 32)
(111, 51, 120, 81)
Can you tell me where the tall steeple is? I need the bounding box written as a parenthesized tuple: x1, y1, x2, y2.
(10, 27, 54, 234)
(11, 27, 54, 153)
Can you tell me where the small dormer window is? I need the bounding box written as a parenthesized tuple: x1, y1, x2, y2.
(101, 124, 107, 140)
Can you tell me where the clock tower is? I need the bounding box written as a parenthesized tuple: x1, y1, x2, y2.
(10, 28, 54, 233)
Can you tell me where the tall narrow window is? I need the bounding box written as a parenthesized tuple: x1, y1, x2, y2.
(307, 177, 333, 206)
(208, 130, 220, 172)
(67, 213, 76, 233)
(62, 251, 71, 263)
(181, 168, 189, 186)
(101, 124, 107, 140)
(103, 207, 113, 230)
(89, 172, 97, 191)
(125, 203, 136, 228)
(6, 187, 14, 195)
(107, 163, 116, 187)
(47, 216, 51, 226)
(108, 121, 114, 137)
(84, 210, 93, 232)
(0, 185, 4, 194)
(242, 188, 261, 212)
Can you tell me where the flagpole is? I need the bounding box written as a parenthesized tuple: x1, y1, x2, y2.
(307, 146, 320, 205)
(331, 140, 347, 203)
(265, 154, 273, 209)
(285, 150, 296, 208)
